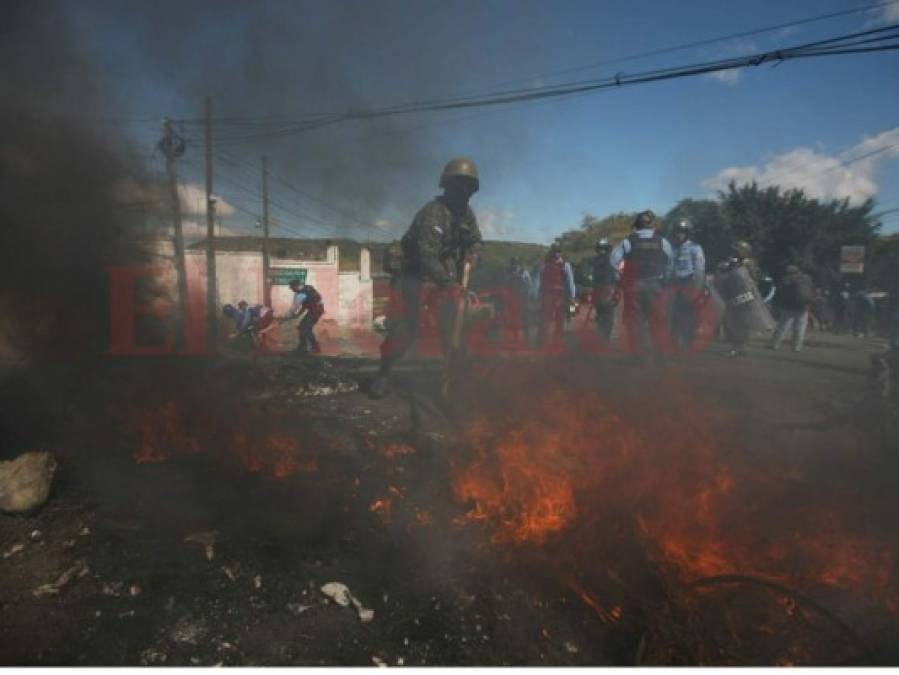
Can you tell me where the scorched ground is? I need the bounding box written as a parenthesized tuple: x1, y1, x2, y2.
(0, 332, 897, 666)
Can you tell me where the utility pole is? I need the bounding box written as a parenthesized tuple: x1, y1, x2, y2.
(262, 155, 271, 307)
(204, 96, 218, 351)
(159, 118, 188, 349)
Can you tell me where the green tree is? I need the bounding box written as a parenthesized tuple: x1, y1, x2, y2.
(556, 212, 635, 262)
(719, 181, 880, 286)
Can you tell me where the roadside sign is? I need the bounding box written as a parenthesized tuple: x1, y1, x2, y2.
(840, 246, 865, 274)
(269, 268, 307, 285)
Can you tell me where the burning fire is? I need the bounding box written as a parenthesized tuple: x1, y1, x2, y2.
(450, 382, 899, 623)
(128, 400, 317, 479)
(131, 400, 200, 464)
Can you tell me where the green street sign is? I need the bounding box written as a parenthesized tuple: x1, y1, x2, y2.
(269, 268, 307, 286)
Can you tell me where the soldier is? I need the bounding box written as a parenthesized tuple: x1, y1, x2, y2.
(669, 218, 706, 349)
(369, 158, 482, 399)
(537, 243, 576, 348)
(591, 239, 618, 343)
(610, 210, 673, 358)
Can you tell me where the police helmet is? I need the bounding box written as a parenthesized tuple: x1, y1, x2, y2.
(672, 218, 693, 234)
(595, 238, 612, 251)
(732, 240, 752, 259)
(633, 210, 656, 229)
(222, 304, 237, 318)
(439, 157, 479, 192)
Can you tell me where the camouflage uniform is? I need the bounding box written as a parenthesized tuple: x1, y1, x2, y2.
(380, 196, 482, 366)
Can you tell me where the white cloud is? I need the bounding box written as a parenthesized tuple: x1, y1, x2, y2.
(701, 127, 899, 203)
(703, 38, 758, 86)
(476, 207, 516, 238)
(864, 1, 899, 26)
(707, 68, 741, 85)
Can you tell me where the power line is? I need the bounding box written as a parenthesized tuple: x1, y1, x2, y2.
(168, 24, 899, 144)
(470, 0, 899, 93)
(214, 147, 393, 237)
(181, 155, 347, 239)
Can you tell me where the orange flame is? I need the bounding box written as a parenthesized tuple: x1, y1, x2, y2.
(129, 402, 317, 479)
(450, 383, 899, 617)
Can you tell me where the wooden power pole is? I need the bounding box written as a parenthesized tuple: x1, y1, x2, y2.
(204, 96, 218, 350)
(262, 155, 271, 307)
(159, 119, 189, 348)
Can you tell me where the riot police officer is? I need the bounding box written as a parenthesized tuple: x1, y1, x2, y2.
(715, 241, 774, 357)
(609, 210, 673, 358)
(370, 158, 482, 399)
(669, 218, 706, 349)
(591, 238, 618, 343)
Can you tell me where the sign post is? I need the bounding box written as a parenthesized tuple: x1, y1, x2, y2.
(269, 268, 308, 286)
(840, 246, 865, 274)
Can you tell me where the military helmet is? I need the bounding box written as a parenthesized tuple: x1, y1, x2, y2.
(439, 157, 479, 191)
(732, 240, 752, 259)
(595, 238, 612, 251)
(672, 217, 693, 233)
(633, 210, 656, 229)
(549, 242, 562, 255)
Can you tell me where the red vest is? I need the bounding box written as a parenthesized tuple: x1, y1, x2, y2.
(543, 258, 566, 295)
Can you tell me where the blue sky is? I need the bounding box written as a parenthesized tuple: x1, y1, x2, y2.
(72, 0, 899, 241)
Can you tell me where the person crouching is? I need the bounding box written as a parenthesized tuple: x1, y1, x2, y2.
(282, 279, 325, 355)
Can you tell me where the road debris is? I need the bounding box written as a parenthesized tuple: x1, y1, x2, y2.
(2, 543, 25, 559)
(253, 575, 262, 589)
(0, 451, 57, 513)
(184, 530, 218, 561)
(102, 581, 125, 597)
(371, 656, 387, 667)
(564, 641, 579, 654)
(170, 615, 208, 645)
(287, 603, 314, 616)
(33, 560, 89, 597)
(30, 529, 43, 543)
(222, 563, 240, 582)
(139, 648, 167, 666)
(320, 581, 375, 623)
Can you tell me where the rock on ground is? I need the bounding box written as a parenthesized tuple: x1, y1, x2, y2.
(0, 451, 57, 514)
